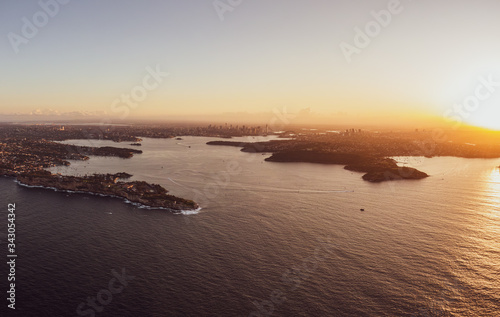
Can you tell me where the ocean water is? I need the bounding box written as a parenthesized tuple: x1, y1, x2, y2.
(1, 136, 499, 316)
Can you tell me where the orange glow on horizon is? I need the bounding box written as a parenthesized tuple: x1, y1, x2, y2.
(465, 111, 500, 132)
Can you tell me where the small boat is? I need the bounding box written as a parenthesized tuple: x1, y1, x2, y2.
(360, 208, 365, 211)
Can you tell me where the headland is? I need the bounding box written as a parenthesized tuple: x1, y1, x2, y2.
(16, 171, 198, 211)
(0, 124, 199, 211)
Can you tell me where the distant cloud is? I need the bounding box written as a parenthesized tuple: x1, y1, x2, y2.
(30, 108, 60, 116)
(26, 109, 107, 117)
(297, 107, 312, 117)
(0, 109, 110, 123)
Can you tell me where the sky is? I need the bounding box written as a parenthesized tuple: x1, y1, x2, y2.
(1, 0, 500, 128)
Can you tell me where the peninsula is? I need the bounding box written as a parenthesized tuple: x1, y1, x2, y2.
(264, 151, 428, 182)
(207, 140, 429, 182)
(3, 123, 500, 190)
(206, 127, 500, 182)
(17, 171, 198, 211)
(0, 124, 199, 211)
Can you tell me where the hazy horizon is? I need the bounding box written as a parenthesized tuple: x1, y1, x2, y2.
(2, 0, 500, 130)
(2, 3, 500, 315)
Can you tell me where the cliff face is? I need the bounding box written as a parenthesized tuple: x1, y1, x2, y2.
(16, 172, 199, 211)
(360, 168, 429, 182)
(344, 158, 428, 182)
(265, 151, 362, 164)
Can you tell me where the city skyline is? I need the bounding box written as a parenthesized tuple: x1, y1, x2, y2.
(2, 0, 500, 129)
(1, 3, 500, 315)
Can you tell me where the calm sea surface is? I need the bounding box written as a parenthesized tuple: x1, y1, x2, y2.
(1, 136, 499, 316)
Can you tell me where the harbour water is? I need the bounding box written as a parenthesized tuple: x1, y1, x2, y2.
(1, 136, 499, 316)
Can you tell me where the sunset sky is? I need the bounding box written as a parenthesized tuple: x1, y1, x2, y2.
(2, 0, 500, 128)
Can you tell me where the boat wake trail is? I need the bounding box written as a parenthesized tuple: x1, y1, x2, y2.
(167, 178, 353, 194)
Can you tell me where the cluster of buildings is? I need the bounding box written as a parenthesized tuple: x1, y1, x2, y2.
(0, 138, 72, 176)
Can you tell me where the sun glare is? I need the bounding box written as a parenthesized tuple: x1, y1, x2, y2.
(465, 108, 500, 131)
(485, 167, 500, 209)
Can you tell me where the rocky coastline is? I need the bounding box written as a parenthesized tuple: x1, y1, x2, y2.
(0, 126, 199, 211)
(265, 151, 429, 182)
(15, 171, 199, 212)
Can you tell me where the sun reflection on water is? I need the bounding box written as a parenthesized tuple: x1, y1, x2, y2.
(484, 167, 500, 210)
(455, 166, 500, 315)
